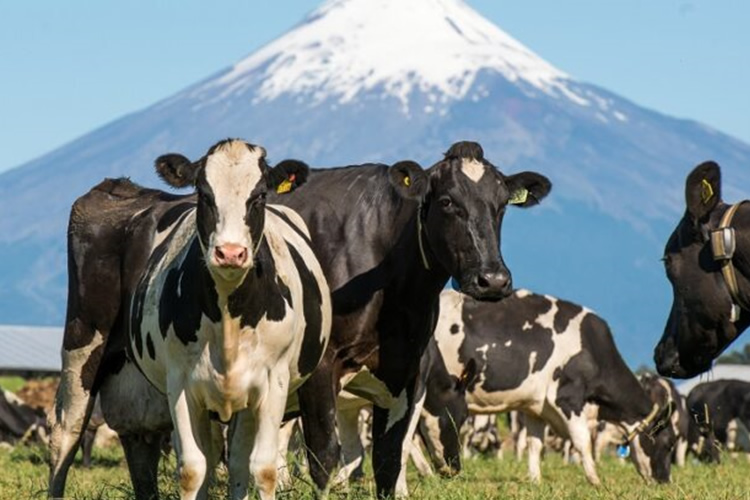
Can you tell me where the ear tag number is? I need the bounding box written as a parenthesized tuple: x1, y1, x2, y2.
(701, 179, 714, 205)
(508, 188, 529, 205)
(276, 174, 297, 194)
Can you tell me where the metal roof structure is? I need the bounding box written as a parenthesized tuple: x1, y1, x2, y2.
(0, 325, 63, 373)
(675, 364, 750, 395)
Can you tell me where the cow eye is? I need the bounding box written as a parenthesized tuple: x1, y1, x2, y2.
(439, 197, 453, 209)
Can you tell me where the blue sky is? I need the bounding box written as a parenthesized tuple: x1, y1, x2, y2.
(1, 0, 748, 174)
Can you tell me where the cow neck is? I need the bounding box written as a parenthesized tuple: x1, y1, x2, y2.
(409, 203, 449, 292)
(616, 385, 662, 442)
(712, 201, 750, 330)
(210, 265, 252, 377)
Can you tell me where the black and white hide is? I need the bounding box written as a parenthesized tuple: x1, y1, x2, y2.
(416, 289, 676, 486)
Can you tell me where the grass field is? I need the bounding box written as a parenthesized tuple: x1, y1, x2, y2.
(4, 443, 749, 500)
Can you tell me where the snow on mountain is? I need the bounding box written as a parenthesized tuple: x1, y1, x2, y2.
(1, 0, 750, 366)
(198, 0, 585, 111)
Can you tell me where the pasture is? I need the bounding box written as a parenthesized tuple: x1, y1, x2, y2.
(2, 443, 748, 499)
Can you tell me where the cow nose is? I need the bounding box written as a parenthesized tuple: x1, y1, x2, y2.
(214, 244, 248, 268)
(475, 272, 511, 295)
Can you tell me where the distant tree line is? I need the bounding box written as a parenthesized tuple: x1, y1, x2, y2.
(716, 343, 750, 365)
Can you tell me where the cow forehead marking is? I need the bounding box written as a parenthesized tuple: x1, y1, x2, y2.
(460, 159, 486, 183)
(205, 143, 264, 201)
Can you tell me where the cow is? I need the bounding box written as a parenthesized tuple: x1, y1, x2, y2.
(654, 161, 750, 378)
(0, 388, 46, 445)
(686, 379, 750, 463)
(48, 140, 552, 499)
(415, 289, 677, 486)
(49, 139, 332, 500)
(638, 373, 691, 467)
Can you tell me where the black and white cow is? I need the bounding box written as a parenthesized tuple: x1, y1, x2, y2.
(416, 289, 676, 486)
(48, 140, 551, 499)
(686, 379, 750, 463)
(50, 139, 332, 500)
(638, 374, 691, 467)
(0, 388, 46, 445)
(654, 161, 750, 378)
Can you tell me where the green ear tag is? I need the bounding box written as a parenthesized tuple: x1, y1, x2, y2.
(508, 188, 529, 205)
(701, 179, 714, 205)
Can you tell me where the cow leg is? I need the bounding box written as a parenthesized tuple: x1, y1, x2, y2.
(276, 419, 298, 490)
(170, 389, 210, 500)
(409, 435, 434, 477)
(525, 415, 545, 483)
(333, 405, 366, 487)
(515, 423, 528, 461)
(567, 414, 600, 486)
(395, 389, 426, 498)
(48, 335, 104, 498)
(674, 437, 688, 467)
(239, 371, 289, 500)
(120, 432, 163, 500)
(81, 428, 95, 468)
(371, 373, 422, 498)
(297, 364, 340, 492)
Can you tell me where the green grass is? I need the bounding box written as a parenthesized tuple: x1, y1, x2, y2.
(3, 444, 750, 499)
(0, 376, 27, 393)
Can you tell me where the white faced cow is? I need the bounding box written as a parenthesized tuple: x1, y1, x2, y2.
(415, 289, 676, 486)
(50, 139, 331, 500)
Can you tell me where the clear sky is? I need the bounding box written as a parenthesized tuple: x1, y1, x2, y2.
(1, 0, 747, 174)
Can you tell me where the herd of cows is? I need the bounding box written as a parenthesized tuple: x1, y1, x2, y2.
(6, 138, 745, 499)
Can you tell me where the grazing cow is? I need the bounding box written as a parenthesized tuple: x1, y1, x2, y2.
(654, 161, 750, 378)
(416, 289, 676, 486)
(0, 388, 46, 445)
(638, 374, 691, 467)
(49, 139, 331, 500)
(686, 379, 750, 463)
(47, 140, 551, 499)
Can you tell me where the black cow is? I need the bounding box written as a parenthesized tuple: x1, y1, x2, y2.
(686, 379, 750, 463)
(48, 141, 551, 498)
(416, 289, 677, 485)
(654, 161, 750, 378)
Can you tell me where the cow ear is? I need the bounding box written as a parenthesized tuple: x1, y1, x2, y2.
(155, 154, 198, 189)
(685, 161, 721, 221)
(456, 359, 478, 393)
(389, 160, 428, 200)
(505, 171, 552, 208)
(268, 159, 310, 194)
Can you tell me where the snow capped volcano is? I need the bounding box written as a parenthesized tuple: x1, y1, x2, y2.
(198, 0, 584, 109)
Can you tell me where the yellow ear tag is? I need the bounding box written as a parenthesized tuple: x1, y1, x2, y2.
(508, 187, 529, 205)
(276, 179, 293, 194)
(276, 174, 297, 194)
(701, 179, 714, 204)
(404, 176, 411, 187)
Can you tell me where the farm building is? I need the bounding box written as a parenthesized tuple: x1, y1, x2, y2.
(0, 325, 63, 376)
(675, 364, 750, 395)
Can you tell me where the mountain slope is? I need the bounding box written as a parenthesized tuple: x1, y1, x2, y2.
(1, 0, 749, 366)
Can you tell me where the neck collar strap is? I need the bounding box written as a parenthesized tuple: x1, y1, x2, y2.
(711, 201, 750, 324)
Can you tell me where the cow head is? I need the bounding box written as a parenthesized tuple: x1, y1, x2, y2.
(628, 401, 677, 484)
(389, 141, 551, 300)
(654, 161, 750, 378)
(687, 406, 721, 463)
(155, 139, 308, 285)
(417, 357, 477, 476)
